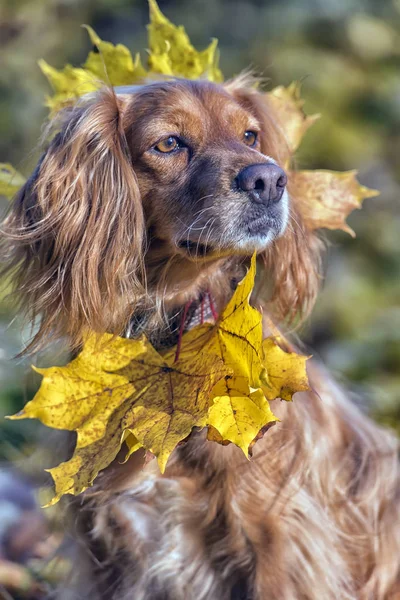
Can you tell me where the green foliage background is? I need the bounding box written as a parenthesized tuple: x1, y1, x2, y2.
(0, 0, 399, 454)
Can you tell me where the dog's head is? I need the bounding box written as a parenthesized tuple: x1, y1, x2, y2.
(122, 79, 289, 257)
(2, 77, 321, 350)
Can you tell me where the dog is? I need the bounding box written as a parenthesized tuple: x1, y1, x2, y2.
(1, 77, 400, 600)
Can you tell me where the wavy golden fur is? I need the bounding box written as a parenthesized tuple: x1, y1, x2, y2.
(1, 76, 399, 599)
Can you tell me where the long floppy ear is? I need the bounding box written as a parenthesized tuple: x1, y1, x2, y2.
(226, 75, 324, 324)
(1, 88, 145, 352)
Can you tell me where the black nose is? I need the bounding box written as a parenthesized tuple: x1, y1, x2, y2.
(236, 163, 287, 205)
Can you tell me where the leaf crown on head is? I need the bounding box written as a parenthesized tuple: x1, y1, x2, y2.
(1, 0, 377, 235)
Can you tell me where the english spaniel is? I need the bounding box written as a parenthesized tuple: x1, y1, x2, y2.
(2, 77, 399, 600)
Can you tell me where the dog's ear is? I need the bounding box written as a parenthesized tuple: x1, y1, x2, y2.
(1, 89, 145, 352)
(226, 76, 323, 324)
(258, 217, 323, 325)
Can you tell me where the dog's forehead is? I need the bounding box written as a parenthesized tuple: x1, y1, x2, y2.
(120, 80, 259, 134)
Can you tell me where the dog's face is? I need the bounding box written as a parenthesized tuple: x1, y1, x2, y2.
(123, 80, 289, 258)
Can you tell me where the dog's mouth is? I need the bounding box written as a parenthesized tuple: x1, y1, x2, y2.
(176, 239, 239, 260)
(177, 239, 212, 257)
(176, 207, 288, 259)
(176, 230, 273, 259)
(177, 239, 242, 261)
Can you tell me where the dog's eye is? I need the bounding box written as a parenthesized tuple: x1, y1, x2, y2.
(243, 131, 258, 147)
(154, 136, 182, 153)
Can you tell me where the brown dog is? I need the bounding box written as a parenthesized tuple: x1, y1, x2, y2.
(2, 77, 399, 599)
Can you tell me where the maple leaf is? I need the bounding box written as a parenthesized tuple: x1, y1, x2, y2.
(0, 163, 26, 200)
(164, 254, 278, 456)
(208, 378, 276, 454)
(38, 59, 100, 114)
(291, 169, 379, 236)
(261, 338, 310, 401)
(165, 256, 310, 455)
(7, 254, 313, 503)
(39, 26, 147, 114)
(165, 254, 264, 388)
(45, 403, 135, 506)
(39, 1, 222, 114)
(82, 25, 146, 86)
(8, 334, 228, 503)
(266, 82, 320, 165)
(264, 84, 378, 234)
(147, 0, 222, 82)
(123, 431, 143, 461)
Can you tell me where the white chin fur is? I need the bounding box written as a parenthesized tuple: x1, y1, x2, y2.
(234, 189, 290, 252)
(233, 231, 275, 252)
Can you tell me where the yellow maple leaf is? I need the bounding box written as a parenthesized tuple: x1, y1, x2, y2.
(38, 59, 100, 113)
(45, 403, 134, 506)
(82, 25, 147, 85)
(40, 27, 146, 114)
(165, 254, 264, 389)
(39, 1, 222, 114)
(164, 254, 278, 456)
(261, 338, 310, 401)
(147, 0, 222, 82)
(291, 169, 379, 236)
(168, 258, 309, 455)
(123, 430, 143, 461)
(7, 253, 314, 503)
(208, 377, 276, 455)
(267, 82, 320, 165)
(0, 163, 26, 200)
(8, 334, 227, 503)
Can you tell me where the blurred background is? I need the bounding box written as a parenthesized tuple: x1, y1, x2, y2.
(0, 0, 399, 595)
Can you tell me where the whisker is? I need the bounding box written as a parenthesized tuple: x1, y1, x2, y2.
(194, 216, 215, 259)
(201, 218, 217, 262)
(288, 207, 306, 240)
(176, 205, 213, 231)
(182, 206, 214, 236)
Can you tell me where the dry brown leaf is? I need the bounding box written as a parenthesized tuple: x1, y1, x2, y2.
(267, 82, 320, 164)
(291, 169, 379, 236)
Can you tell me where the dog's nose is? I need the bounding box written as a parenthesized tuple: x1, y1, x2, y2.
(236, 163, 287, 205)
